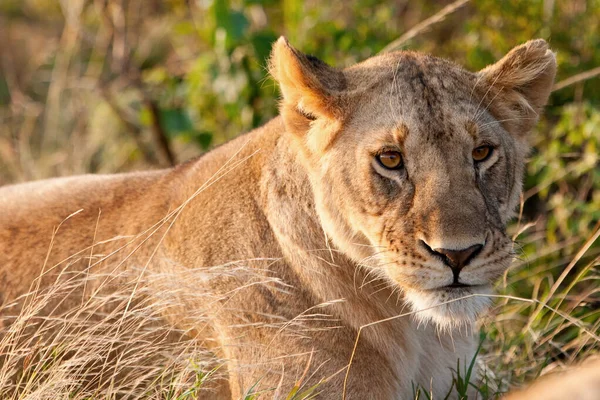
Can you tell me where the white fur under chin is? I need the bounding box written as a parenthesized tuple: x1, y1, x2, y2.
(405, 286, 493, 331)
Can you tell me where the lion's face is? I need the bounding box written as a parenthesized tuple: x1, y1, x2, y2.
(270, 38, 556, 328)
(315, 58, 519, 327)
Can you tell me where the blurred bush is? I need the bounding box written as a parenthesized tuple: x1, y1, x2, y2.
(0, 1, 598, 173)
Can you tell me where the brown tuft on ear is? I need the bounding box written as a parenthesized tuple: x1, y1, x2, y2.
(478, 39, 557, 135)
(269, 37, 347, 137)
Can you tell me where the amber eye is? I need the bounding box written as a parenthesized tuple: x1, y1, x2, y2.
(472, 145, 493, 162)
(377, 151, 403, 170)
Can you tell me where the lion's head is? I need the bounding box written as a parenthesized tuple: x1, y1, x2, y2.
(270, 38, 556, 328)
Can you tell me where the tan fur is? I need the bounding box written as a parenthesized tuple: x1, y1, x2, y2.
(503, 358, 600, 400)
(0, 38, 556, 398)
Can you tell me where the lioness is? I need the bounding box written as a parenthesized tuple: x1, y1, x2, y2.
(504, 358, 600, 400)
(0, 38, 556, 398)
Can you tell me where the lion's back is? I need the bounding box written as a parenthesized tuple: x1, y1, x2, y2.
(0, 172, 171, 309)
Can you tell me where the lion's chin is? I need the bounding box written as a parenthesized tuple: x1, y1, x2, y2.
(404, 285, 493, 331)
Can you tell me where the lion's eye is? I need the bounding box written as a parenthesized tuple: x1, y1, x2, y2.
(472, 145, 493, 162)
(377, 151, 403, 170)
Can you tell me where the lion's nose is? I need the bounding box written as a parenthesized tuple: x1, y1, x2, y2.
(432, 244, 483, 275)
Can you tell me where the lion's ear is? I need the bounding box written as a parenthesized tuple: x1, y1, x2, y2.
(269, 37, 347, 139)
(478, 39, 557, 136)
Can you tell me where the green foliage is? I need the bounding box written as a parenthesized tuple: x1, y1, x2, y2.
(412, 339, 504, 399)
(2, 1, 599, 162)
(528, 104, 600, 238)
(165, 364, 222, 400)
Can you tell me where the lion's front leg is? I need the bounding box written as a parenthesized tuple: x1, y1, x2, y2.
(215, 318, 405, 399)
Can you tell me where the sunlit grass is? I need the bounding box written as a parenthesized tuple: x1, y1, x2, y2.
(1, 222, 597, 399)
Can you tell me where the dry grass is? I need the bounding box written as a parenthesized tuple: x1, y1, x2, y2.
(0, 215, 597, 399)
(0, 270, 221, 399)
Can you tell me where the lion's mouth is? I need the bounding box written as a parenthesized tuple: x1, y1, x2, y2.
(445, 282, 471, 289)
(430, 283, 489, 292)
